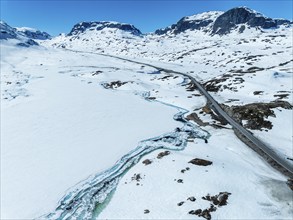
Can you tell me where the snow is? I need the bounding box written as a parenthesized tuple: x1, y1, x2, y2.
(100, 128, 291, 219)
(15, 26, 38, 32)
(1, 10, 293, 219)
(0, 45, 180, 219)
(253, 109, 293, 160)
(184, 11, 223, 21)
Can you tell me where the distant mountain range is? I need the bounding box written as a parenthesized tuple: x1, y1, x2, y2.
(0, 21, 51, 47)
(0, 6, 292, 47)
(155, 7, 291, 35)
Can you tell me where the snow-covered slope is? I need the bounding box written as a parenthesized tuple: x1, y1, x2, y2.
(44, 8, 293, 158)
(1, 6, 293, 220)
(16, 26, 51, 40)
(0, 20, 51, 46)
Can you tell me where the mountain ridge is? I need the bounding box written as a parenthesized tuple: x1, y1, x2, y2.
(155, 7, 291, 35)
(1, 6, 291, 40)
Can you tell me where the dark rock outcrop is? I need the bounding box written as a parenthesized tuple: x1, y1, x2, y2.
(212, 7, 291, 35)
(68, 21, 142, 36)
(155, 18, 213, 35)
(0, 21, 17, 39)
(0, 21, 50, 42)
(221, 101, 292, 130)
(189, 158, 213, 166)
(18, 28, 51, 40)
(17, 39, 39, 47)
(155, 7, 291, 36)
(157, 150, 170, 159)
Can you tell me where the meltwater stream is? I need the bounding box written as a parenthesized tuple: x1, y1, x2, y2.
(41, 92, 210, 220)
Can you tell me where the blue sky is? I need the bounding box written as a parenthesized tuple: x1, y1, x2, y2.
(1, 0, 292, 36)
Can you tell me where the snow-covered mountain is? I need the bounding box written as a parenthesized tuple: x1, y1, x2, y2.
(68, 21, 142, 36)
(154, 11, 223, 35)
(16, 26, 51, 40)
(0, 21, 17, 39)
(0, 21, 51, 46)
(156, 7, 291, 35)
(1, 6, 293, 220)
(211, 7, 291, 35)
(44, 6, 292, 59)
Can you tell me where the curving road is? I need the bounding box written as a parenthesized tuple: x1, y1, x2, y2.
(105, 54, 293, 177)
(68, 49, 293, 177)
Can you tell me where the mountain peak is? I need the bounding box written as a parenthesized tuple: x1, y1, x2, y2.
(0, 21, 17, 39)
(154, 7, 291, 36)
(212, 6, 291, 35)
(155, 11, 222, 35)
(16, 27, 51, 40)
(68, 21, 142, 36)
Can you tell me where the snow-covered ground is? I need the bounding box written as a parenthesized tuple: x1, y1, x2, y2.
(1, 42, 292, 219)
(1, 45, 182, 218)
(1, 7, 293, 219)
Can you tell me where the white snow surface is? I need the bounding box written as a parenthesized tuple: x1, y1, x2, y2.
(1, 14, 293, 219)
(15, 26, 39, 32)
(184, 11, 223, 21)
(1, 44, 181, 219)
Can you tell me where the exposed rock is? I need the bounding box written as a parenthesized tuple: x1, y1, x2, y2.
(16, 27, 51, 40)
(102, 81, 128, 89)
(155, 12, 216, 35)
(131, 173, 142, 182)
(157, 150, 170, 159)
(188, 209, 202, 215)
(186, 112, 209, 126)
(144, 209, 150, 214)
(185, 81, 197, 91)
(221, 101, 292, 130)
(188, 205, 217, 220)
(230, 66, 265, 73)
(202, 192, 231, 206)
(0, 21, 17, 39)
(142, 159, 152, 165)
(212, 7, 290, 35)
(177, 201, 184, 206)
(68, 21, 142, 36)
(0, 21, 51, 41)
(189, 158, 213, 166)
(274, 94, 289, 99)
(187, 196, 196, 202)
(92, 70, 103, 76)
(17, 39, 39, 47)
(199, 209, 212, 220)
(155, 7, 290, 36)
(253, 91, 264, 95)
(177, 179, 183, 183)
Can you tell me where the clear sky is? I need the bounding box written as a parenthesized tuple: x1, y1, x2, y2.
(1, 0, 292, 36)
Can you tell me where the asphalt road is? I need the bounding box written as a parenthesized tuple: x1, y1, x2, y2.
(69, 49, 293, 177)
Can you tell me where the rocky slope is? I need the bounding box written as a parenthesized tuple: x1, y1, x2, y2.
(42, 6, 293, 164)
(1, 6, 292, 220)
(0, 21, 51, 46)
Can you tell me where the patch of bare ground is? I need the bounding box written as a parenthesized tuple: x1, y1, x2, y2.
(188, 192, 231, 220)
(157, 150, 170, 159)
(203, 73, 244, 92)
(186, 112, 209, 126)
(189, 158, 213, 166)
(185, 81, 197, 92)
(101, 80, 131, 89)
(221, 100, 292, 130)
(229, 66, 264, 73)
